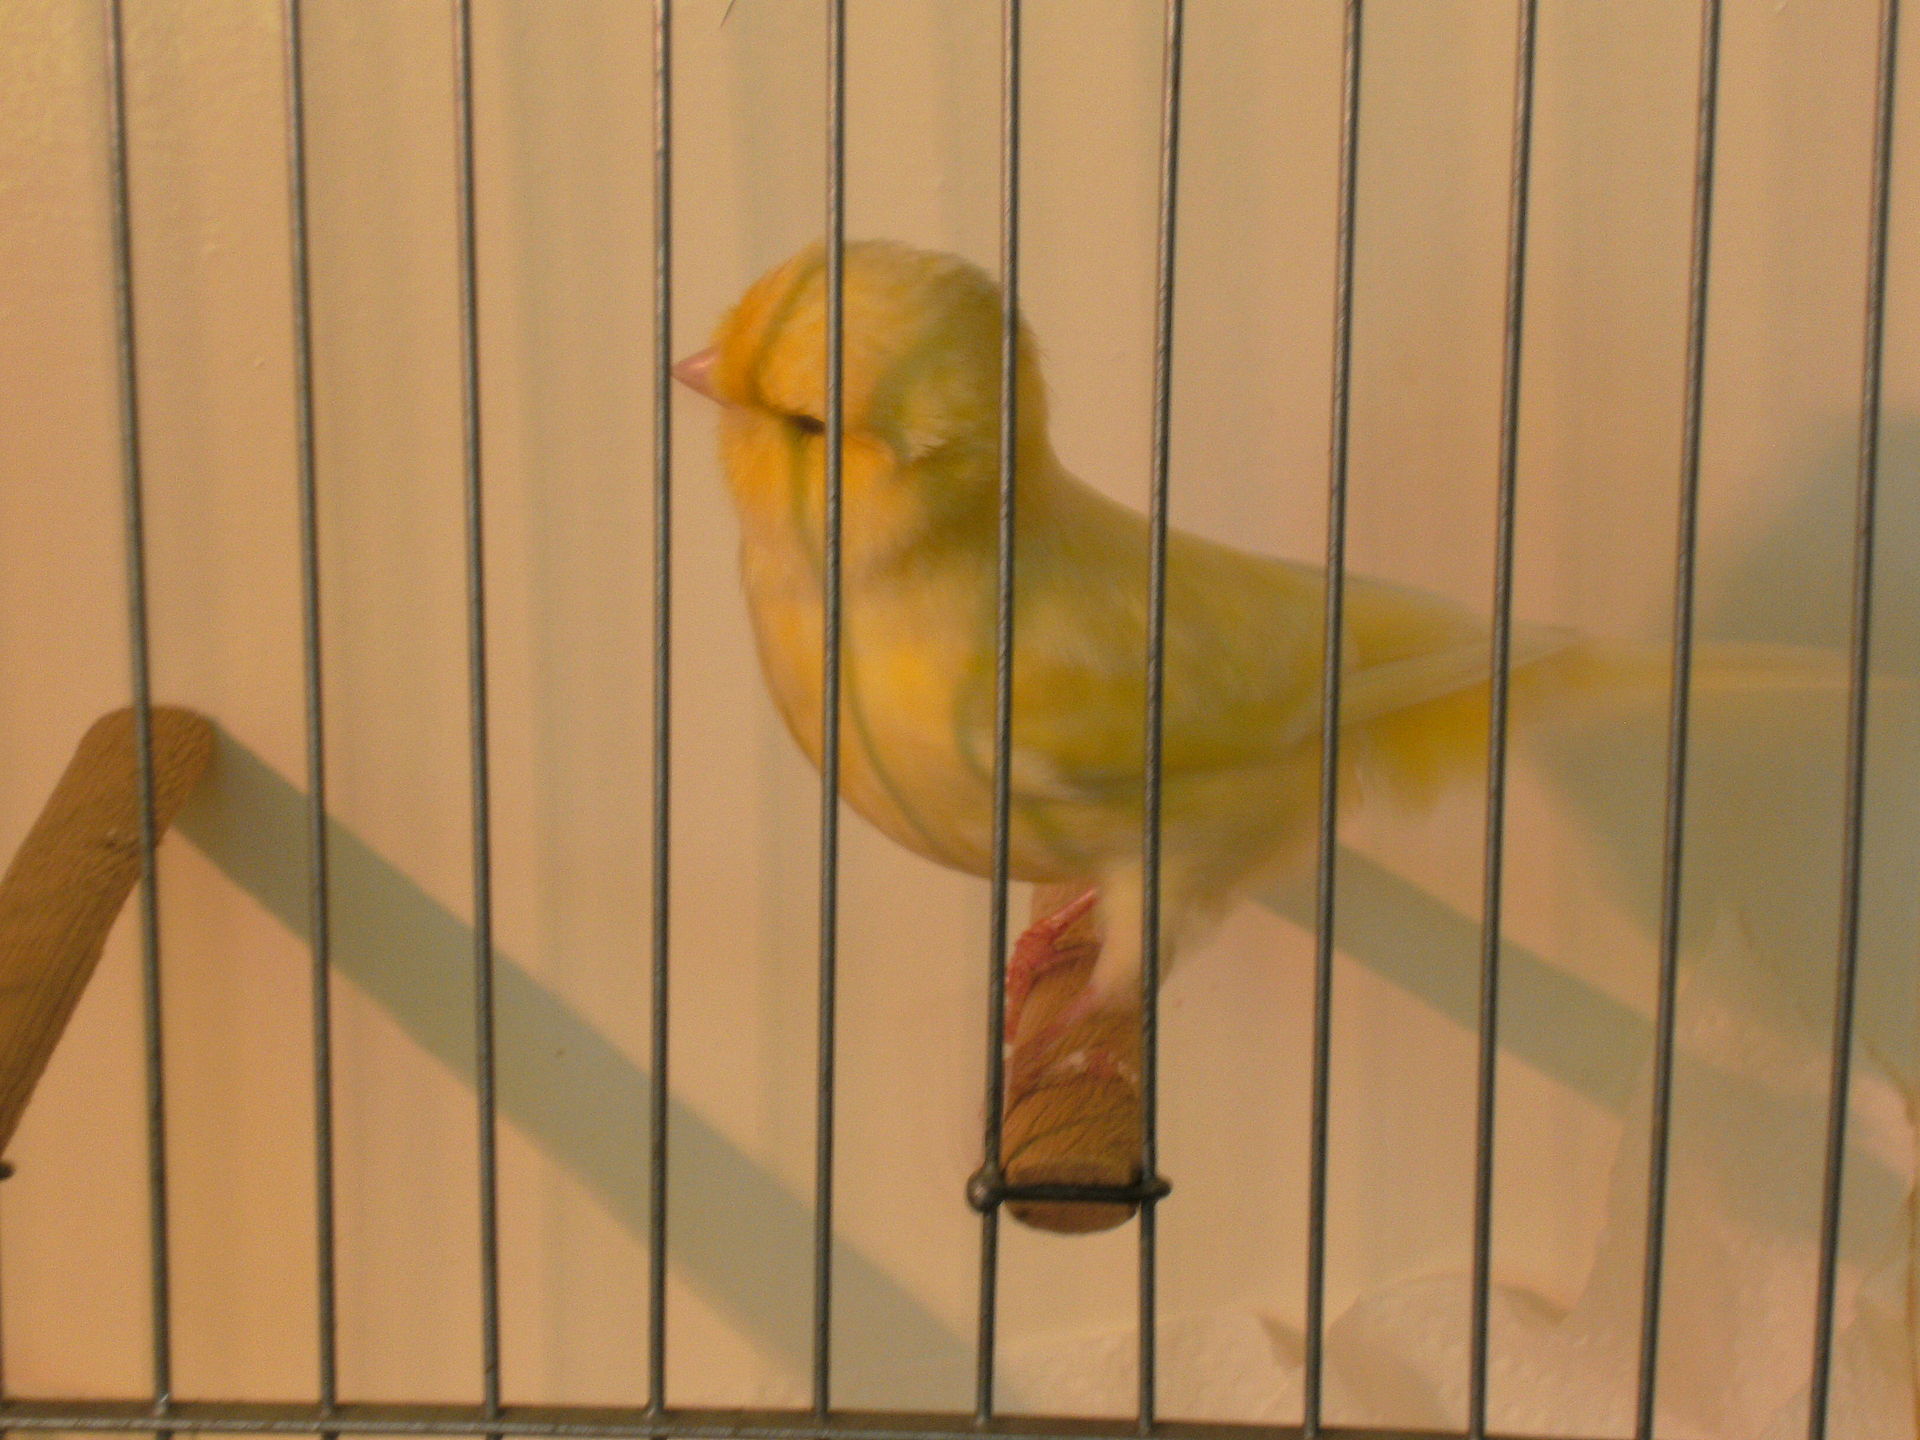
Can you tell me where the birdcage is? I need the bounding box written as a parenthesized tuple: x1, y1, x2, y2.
(0, 2, 1911, 1439)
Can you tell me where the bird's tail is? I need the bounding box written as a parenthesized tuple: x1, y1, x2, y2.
(1349, 633, 1887, 812)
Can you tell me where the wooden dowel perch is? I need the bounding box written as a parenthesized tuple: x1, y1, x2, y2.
(0, 707, 215, 1158)
(1000, 887, 1145, 1234)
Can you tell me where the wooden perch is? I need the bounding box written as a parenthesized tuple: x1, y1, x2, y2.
(0, 707, 215, 1157)
(1000, 888, 1145, 1234)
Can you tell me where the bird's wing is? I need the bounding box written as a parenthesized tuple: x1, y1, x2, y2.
(955, 483, 1516, 806)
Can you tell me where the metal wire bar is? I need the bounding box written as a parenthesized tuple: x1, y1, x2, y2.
(66, 11, 1896, 1440)
(1302, 4, 1364, 1435)
(0, 1399, 1589, 1440)
(1139, 0, 1185, 1427)
(1466, 2, 1539, 1435)
(647, 0, 674, 1414)
(977, 1177, 1170, 1208)
(449, 0, 504, 1421)
(1807, 2, 1901, 1434)
(0, 1210, 7, 1433)
(974, 0, 1021, 1422)
(814, 0, 848, 1418)
(102, 0, 174, 1411)
(1633, 2, 1723, 1435)
(279, 0, 340, 1419)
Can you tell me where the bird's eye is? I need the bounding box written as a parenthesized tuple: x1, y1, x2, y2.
(786, 412, 826, 436)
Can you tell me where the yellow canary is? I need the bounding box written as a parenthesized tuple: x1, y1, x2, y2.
(677, 240, 1602, 1034)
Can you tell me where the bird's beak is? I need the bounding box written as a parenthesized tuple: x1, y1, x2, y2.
(672, 347, 719, 400)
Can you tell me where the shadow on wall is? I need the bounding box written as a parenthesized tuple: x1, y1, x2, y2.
(1261, 413, 1918, 1268)
(170, 417, 1915, 1395)
(1526, 413, 1920, 1098)
(1537, 413, 1920, 1268)
(174, 732, 970, 1402)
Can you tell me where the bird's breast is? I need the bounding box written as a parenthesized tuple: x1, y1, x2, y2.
(736, 527, 1004, 876)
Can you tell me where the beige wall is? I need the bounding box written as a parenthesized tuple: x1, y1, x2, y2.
(2, 0, 1918, 1425)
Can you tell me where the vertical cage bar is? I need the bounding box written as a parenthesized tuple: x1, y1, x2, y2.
(1301, 4, 1364, 1436)
(647, 0, 674, 1417)
(280, 0, 340, 1419)
(0, 1214, 6, 1432)
(974, 0, 1021, 1423)
(450, 0, 504, 1423)
(1139, 0, 1184, 1428)
(1633, 1, 1723, 1435)
(814, 0, 847, 1419)
(102, 0, 174, 1410)
(1466, 2, 1539, 1436)
(1808, 2, 1900, 1435)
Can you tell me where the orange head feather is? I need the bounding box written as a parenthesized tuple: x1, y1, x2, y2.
(700, 241, 1051, 552)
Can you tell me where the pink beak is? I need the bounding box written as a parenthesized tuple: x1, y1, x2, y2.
(672, 347, 719, 400)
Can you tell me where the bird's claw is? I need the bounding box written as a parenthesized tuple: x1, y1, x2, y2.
(1003, 885, 1101, 1045)
(1002, 889, 1137, 1115)
(993, 885, 1146, 1234)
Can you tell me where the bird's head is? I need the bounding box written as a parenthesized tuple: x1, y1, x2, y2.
(678, 241, 1050, 551)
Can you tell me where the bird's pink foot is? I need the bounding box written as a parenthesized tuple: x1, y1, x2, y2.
(1006, 986, 1137, 1108)
(1003, 886, 1101, 1045)
(1002, 886, 1140, 1112)
(994, 888, 1146, 1233)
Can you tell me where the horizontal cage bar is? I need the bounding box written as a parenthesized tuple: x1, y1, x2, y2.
(0, 1400, 1616, 1440)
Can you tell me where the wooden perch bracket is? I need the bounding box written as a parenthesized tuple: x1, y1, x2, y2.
(0, 707, 215, 1159)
